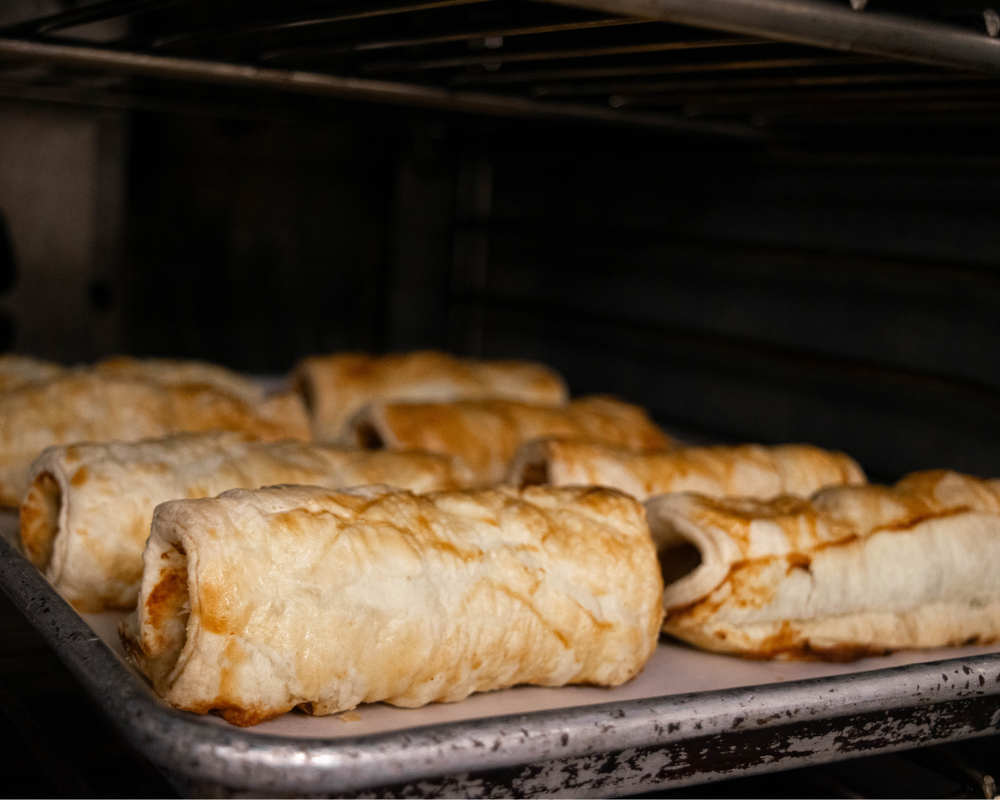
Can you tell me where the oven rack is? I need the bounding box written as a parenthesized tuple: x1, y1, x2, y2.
(0, 0, 999, 137)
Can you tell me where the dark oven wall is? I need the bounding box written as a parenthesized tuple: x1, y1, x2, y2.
(123, 106, 400, 369)
(3, 99, 999, 483)
(470, 120, 1000, 482)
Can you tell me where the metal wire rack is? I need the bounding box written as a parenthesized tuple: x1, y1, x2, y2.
(0, 0, 999, 138)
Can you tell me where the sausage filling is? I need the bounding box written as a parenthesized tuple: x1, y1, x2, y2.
(20, 472, 61, 571)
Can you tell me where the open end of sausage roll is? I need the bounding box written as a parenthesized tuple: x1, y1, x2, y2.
(659, 539, 704, 588)
(143, 543, 190, 661)
(20, 471, 61, 570)
(518, 458, 549, 487)
(20, 455, 155, 612)
(123, 531, 191, 690)
(291, 368, 316, 415)
(505, 439, 550, 487)
(644, 494, 734, 613)
(352, 418, 386, 449)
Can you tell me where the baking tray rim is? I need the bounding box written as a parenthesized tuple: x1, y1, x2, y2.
(3, 533, 1000, 795)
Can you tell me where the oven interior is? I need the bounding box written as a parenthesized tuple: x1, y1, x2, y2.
(1, 0, 1000, 795)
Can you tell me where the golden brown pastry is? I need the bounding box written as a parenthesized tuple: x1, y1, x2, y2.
(0, 354, 265, 403)
(94, 355, 265, 404)
(20, 431, 462, 612)
(120, 484, 664, 726)
(349, 396, 672, 487)
(647, 470, 1000, 660)
(0, 373, 309, 507)
(508, 438, 865, 500)
(0, 354, 66, 394)
(292, 350, 569, 442)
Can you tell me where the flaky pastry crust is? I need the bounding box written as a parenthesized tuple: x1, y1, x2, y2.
(508, 438, 865, 500)
(121, 484, 663, 726)
(349, 396, 671, 487)
(93, 356, 265, 404)
(292, 351, 569, 442)
(0, 355, 65, 395)
(647, 470, 1000, 660)
(21, 432, 462, 611)
(0, 373, 309, 507)
(0, 354, 265, 403)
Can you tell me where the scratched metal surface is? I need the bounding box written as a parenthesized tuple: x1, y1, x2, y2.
(3, 519, 1000, 797)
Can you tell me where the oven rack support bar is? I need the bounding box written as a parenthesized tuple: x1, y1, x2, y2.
(0, 37, 761, 139)
(542, 0, 1000, 75)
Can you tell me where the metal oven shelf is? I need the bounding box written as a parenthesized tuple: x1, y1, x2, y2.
(0, 0, 999, 137)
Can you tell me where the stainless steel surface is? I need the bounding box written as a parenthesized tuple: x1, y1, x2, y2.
(3, 527, 1000, 796)
(545, 0, 1000, 74)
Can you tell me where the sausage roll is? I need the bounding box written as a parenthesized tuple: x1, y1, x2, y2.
(508, 438, 865, 500)
(93, 355, 265, 405)
(292, 350, 569, 442)
(0, 373, 309, 507)
(349, 396, 672, 487)
(21, 432, 462, 611)
(647, 470, 1000, 660)
(0, 354, 264, 404)
(121, 484, 663, 726)
(0, 354, 65, 394)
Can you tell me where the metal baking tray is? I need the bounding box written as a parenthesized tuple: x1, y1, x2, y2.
(3, 511, 1000, 798)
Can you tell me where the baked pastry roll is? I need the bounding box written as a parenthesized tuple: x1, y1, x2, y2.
(508, 438, 866, 500)
(0, 373, 309, 507)
(20, 432, 461, 612)
(0, 354, 264, 403)
(120, 484, 664, 726)
(292, 350, 569, 442)
(0, 355, 65, 394)
(647, 470, 1000, 660)
(93, 356, 265, 404)
(349, 396, 672, 487)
